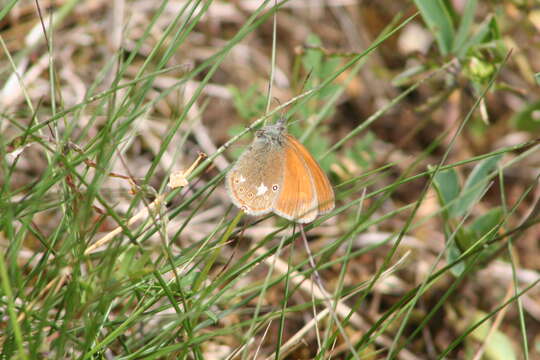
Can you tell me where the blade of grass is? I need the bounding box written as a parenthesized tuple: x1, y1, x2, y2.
(414, 0, 455, 56)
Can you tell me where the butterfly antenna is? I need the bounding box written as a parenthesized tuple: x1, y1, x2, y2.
(270, 97, 288, 127)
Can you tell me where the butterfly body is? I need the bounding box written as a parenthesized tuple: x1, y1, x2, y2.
(226, 120, 334, 223)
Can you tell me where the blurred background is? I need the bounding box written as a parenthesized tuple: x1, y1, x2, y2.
(1, 0, 540, 359)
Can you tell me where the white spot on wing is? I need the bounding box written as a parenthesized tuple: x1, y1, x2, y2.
(238, 175, 246, 183)
(256, 183, 268, 196)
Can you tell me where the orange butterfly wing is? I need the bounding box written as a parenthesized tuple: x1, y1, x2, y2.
(284, 135, 335, 215)
(273, 137, 318, 223)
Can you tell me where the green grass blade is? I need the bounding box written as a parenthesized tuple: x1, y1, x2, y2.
(414, 0, 455, 55)
(452, 0, 478, 55)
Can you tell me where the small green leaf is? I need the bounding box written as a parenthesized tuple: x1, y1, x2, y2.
(452, 154, 502, 218)
(432, 167, 461, 220)
(414, 0, 455, 56)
